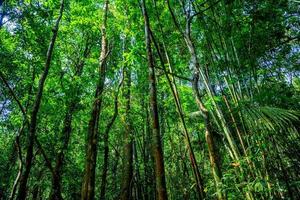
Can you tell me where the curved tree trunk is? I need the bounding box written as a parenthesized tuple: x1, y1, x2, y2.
(100, 72, 122, 200)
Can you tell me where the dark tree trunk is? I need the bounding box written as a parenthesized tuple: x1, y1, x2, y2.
(16, 1, 64, 199)
(99, 73, 122, 200)
(149, 18, 206, 199)
(49, 37, 91, 200)
(120, 66, 133, 200)
(142, 102, 154, 200)
(141, 0, 168, 199)
(81, 1, 109, 200)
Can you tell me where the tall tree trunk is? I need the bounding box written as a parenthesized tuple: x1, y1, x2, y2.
(0, 69, 34, 200)
(149, 23, 206, 200)
(120, 66, 133, 200)
(1, 50, 40, 200)
(49, 38, 91, 200)
(16, 1, 64, 199)
(49, 101, 76, 200)
(81, 1, 109, 200)
(166, 1, 224, 199)
(143, 102, 155, 200)
(140, 0, 168, 199)
(99, 74, 122, 200)
(172, 1, 253, 198)
(9, 135, 23, 200)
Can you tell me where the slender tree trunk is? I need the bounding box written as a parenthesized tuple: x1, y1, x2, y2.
(149, 22, 206, 199)
(166, 1, 224, 199)
(222, 94, 255, 176)
(99, 129, 109, 200)
(99, 74, 122, 200)
(49, 102, 76, 200)
(180, 2, 253, 198)
(49, 38, 91, 200)
(9, 135, 23, 200)
(81, 1, 109, 200)
(120, 66, 133, 200)
(16, 1, 64, 199)
(141, 0, 168, 199)
(0, 70, 34, 200)
(143, 103, 155, 200)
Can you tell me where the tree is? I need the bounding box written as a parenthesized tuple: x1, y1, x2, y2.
(81, 1, 109, 199)
(140, 0, 168, 199)
(16, 1, 64, 199)
(0, 0, 299, 199)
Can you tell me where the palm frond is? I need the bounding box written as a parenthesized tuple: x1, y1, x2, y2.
(236, 104, 299, 134)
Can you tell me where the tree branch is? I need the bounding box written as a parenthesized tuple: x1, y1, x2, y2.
(0, 71, 27, 119)
(34, 136, 55, 174)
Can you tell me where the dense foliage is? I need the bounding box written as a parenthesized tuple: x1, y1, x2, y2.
(0, 0, 299, 199)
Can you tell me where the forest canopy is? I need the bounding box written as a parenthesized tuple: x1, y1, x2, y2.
(0, 0, 299, 200)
